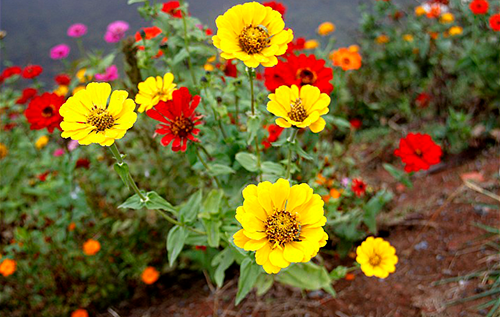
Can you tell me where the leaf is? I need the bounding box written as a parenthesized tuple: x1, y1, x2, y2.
(246, 115, 261, 145)
(208, 163, 235, 176)
(202, 218, 221, 248)
(203, 189, 223, 215)
(127, 0, 146, 4)
(255, 274, 274, 296)
(276, 262, 332, 293)
(179, 190, 202, 223)
(235, 258, 261, 305)
(261, 161, 285, 176)
(172, 48, 190, 65)
(292, 143, 314, 161)
(363, 190, 393, 234)
(329, 266, 348, 280)
(145, 191, 176, 213)
(331, 116, 351, 130)
(113, 163, 130, 188)
(383, 163, 413, 189)
(235, 152, 258, 172)
(212, 248, 235, 288)
(166, 225, 188, 266)
(118, 194, 146, 210)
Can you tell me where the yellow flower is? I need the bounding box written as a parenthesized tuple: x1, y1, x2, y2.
(233, 179, 328, 274)
(72, 86, 85, 95)
(348, 44, 360, 53)
(212, 2, 293, 68)
(440, 12, 454, 24)
(403, 34, 414, 42)
(318, 22, 335, 36)
(59, 82, 137, 146)
(76, 69, 92, 83)
(304, 39, 319, 49)
(415, 6, 426, 16)
(356, 237, 398, 279)
(135, 73, 176, 113)
(376, 34, 389, 44)
(204, 63, 215, 71)
(35, 136, 49, 149)
(267, 85, 330, 133)
(449, 26, 463, 36)
(0, 142, 7, 159)
(54, 85, 69, 97)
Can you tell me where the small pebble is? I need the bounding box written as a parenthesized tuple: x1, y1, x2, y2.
(414, 241, 428, 251)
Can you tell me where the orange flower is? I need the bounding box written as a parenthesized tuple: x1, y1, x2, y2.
(345, 273, 356, 281)
(376, 34, 389, 44)
(0, 258, 16, 277)
(429, 31, 439, 40)
(304, 39, 319, 49)
(330, 188, 342, 199)
(141, 266, 160, 284)
(68, 222, 76, 231)
(330, 47, 362, 71)
(315, 173, 327, 185)
(415, 6, 426, 16)
(83, 239, 101, 256)
(71, 309, 89, 317)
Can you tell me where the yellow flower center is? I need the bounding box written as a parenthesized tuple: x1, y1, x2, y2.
(288, 98, 307, 122)
(265, 210, 301, 247)
(369, 254, 382, 266)
(238, 25, 270, 55)
(296, 68, 317, 85)
(171, 116, 194, 138)
(87, 107, 115, 132)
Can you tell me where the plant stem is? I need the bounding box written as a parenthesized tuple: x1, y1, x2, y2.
(247, 67, 262, 181)
(285, 129, 298, 179)
(179, 0, 197, 86)
(155, 208, 206, 235)
(195, 145, 222, 189)
(234, 93, 240, 126)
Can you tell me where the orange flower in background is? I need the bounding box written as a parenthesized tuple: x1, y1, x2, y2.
(490, 14, 500, 31)
(162, 1, 184, 18)
(375, 34, 389, 44)
(304, 39, 319, 49)
(318, 22, 335, 36)
(330, 47, 362, 71)
(141, 266, 160, 284)
(68, 222, 76, 231)
(83, 239, 101, 256)
(135, 26, 168, 58)
(0, 258, 16, 277)
(71, 309, 89, 317)
(469, 0, 489, 15)
(415, 6, 426, 16)
(448, 26, 463, 36)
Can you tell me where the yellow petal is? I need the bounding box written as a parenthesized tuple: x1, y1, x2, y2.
(269, 248, 290, 268)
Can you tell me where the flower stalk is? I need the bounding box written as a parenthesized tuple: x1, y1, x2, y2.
(285, 128, 298, 179)
(195, 144, 223, 190)
(179, 0, 197, 86)
(247, 67, 262, 181)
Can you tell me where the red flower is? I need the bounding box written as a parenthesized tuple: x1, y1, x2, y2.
(351, 179, 367, 197)
(24, 92, 64, 133)
(1, 66, 22, 79)
(394, 133, 442, 173)
(135, 26, 167, 58)
(162, 1, 183, 18)
(16, 88, 38, 104)
(37, 171, 50, 182)
(286, 37, 306, 55)
(264, 54, 333, 94)
(469, 0, 489, 14)
(262, 124, 284, 149)
(55, 74, 71, 86)
(220, 59, 238, 78)
(263, 1, 286, 18)
(195, 245, 207, 251)
(22, 65, 43, 79)
(415, 92, 432, 108)
(349, 119, 362, 130)
(75, 158, 91, 169)
(490, 14, 500, 31)
(146, 87, 202, 152)
(205, 28, 213, 36)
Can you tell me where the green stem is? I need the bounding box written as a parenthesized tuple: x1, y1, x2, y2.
(285, 129, 298, 179)
(234, 93, 240, 126)
(180, 0, 197, 86)
(76, 38, 86, 58)
(247, 68, 262, 181)
(156, 209, 206, 235)
(195, 145, 222, 189)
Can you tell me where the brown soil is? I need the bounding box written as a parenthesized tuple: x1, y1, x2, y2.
(101, 149, 500, 317)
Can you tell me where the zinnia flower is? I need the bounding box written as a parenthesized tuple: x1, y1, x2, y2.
(141, 267, 160, 284)
(25, 93, 64, 133)
(135, 26, 167, 58)
(50, 44, 70, 60)
(304, 39, 319, 49)
(262, 124, 284, 149)
(135, 73, 176, 113)
(212, 2, 294, 68)
(95, 65, 119, 82)
(16, 88, 38, 104)
(318, 22, 335, 36)
(330, 46, 362, 71)
(350, 119, 362, 129)
(376, 34, 390, 44)
(263, 1, 286, 18)
(394, 133, 442, 173)
(415, 6, 426, 16)
(489, 14, 500, 31)
(1, 66, 22, 79)
(146, 87, 202, 152)
(351, 178, 367, 197)
(35, 135, 49, 149)
(0, 142, 8, 160)
(356, 237, 398, 278)
(415, 92, 431, 108)
(67, 23, 88, 38)
(469, 0, 489, 14)
(233, 178, 328, 274)
(55, 74, 71, 86)
(104, 21, 129, 43)
(264, 53, 333, 94)
(161, 1, 183, 18)
(440, 12, 454, 23)
(83, 239, 101, 256)
(219, 59, 238, 78)
(22, 65, 43, 79)
(448, 26, 463, 36)
(54, 85, 69, 97)
(59, 82, 138, 146)
(267, 84, 330, 133)
(286, 37, 306, 55)
(71, 309, 88, 317)
(0, 258, 16, 277)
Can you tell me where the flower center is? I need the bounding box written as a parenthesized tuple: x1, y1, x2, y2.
(296, 68, 317, 85)
(171, 116, 194, 138)
(415, 149, 422, 156)
(42, 106, 54, 118)
(288, 98, 307, 122)
(238, 25, 270, 55)
(265, 210, 301, 248)
(87, 107, 115, 132)
(369, 254, 382, 266)
(343, 57, 351, 65)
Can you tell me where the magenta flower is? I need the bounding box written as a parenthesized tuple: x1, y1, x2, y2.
(104, 20, 129, 43)
(95, 65, 119, 82)
(67, 140, 79, 151)
(50, 44, 70, 60)
(67, 23, 88, 38)
(53, 148, 65, 157)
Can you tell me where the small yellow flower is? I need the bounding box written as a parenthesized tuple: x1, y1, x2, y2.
(76, 69, 92, 83)
(376, 34, 390, 44)
(304, 39, 319, 49)
(54, 85, 69, 97)
(415, 6, 426, 16)
(233, 179, 328, 274)
(0, 142, 8, 159)
(72, 86, 85, 95)
(348, 44, 360, 53)
(318, 22, 335, 36)
(449, 26, 463, 36)
(60, 82, 138, 146)
(204, 63, 215, 71)
(212, 2, 293, 68)
(135, 73, 176, 113)
(403, 34, 414, 42)
(356, 236, 398, 279)
(35, 136, 49, 149)
(440, 12, 454, 24)
(267, 85, 330, 133)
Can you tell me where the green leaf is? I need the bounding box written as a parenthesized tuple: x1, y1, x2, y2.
(172, 48, 190, 65)
(331, 116, 351, 130)
(118, 194, 146, 210)
(276, 262, 332, 293)
(208, 164, 235, 176)
(113, 163, 130, 188)
(292, 143, 314, 161)
(212, 248, 235, 288)
(235, 152, 258, 172)
(145, 191, 176, 213)
(166, 225, 188, 266)
(203, 189, 223, 214)
(261, 161, 285, 176)
(246, 115, 261, 145)
(329, 266, 348, 280)
(179, 190, 202, 223)
(363, 190, 393, 234)
(127, 0, 145, 4)
(255, 274, 274, 296)
(235, 258, 261, 305)
(383, 163, 413, 189)
(202, 218, 221, 248)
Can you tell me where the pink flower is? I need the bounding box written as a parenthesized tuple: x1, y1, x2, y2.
(67, 140, 79, 151)
(67, 23, 88, 38)
(53, 148, 65, 157)
(50, 44, 70, 60)
(95, 65, 119, 82)
(104, 21, 129, 43)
